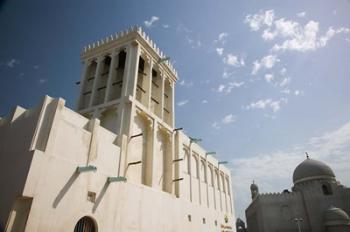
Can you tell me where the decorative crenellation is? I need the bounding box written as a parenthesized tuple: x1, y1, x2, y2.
(258, 191, 299, 201)
(82, 26, 178, 78)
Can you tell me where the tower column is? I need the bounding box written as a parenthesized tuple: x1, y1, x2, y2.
(89, 56, 104, 107)
(170, 82, 175, 127)
(104, 51, 119, 103)
(160, 74, 165, 120)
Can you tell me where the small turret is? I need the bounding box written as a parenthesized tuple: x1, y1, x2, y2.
(250, 180, 259, 200)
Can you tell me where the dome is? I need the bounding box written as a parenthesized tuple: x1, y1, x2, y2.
(324, 206, 350, 226)
(293, 158, 335, 184)
(250, 182, 258, 190)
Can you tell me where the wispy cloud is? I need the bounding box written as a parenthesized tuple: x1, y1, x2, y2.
(252, 54, 279, 75)
(177, 100, 189, 106)
(246, 98, 287, 113)
(216, 47, 224, 56)
(214, 32, 228, 44)
(297, 12, 306, 18)
(144, 16, 160, 28)
(245, 9, 350, 53)
(264, 73, 274, 83)
(222, 114, 236, 124)
(279, 77, 291, 87)
(223, 53, 245, 67)
(245, 10, 275, 31)
(1, 58, 20, 68)
(179, 79, 194, 88)
(186, 35, 202, 49)
(216, 81, 244, 95)
(38, 78, 47, 84)
(212, 114, 236, 130)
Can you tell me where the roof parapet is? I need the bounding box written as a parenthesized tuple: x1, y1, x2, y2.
(82, 26, 178, 78)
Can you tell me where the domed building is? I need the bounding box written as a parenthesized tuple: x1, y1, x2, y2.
(244, 156, 350, 232)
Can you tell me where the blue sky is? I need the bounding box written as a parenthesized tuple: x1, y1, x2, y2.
(1, 0, 350, 219)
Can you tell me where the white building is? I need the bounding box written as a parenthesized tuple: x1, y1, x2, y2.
(243, 157, 350, 232)
(0, 26, 235, 232)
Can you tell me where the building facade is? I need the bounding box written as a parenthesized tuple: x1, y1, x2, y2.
(245, 157, 350, 232)
(0, 27, 235, 232)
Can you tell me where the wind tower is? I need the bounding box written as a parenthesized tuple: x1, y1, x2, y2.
(77, 26, 178, 192)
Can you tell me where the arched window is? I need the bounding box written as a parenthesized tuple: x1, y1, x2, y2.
(226, 177, 231, 195)
(322, 183, 332, 195)
(208, 165, 214, 187)
(221, 174, 226, 193)
(200, 160, 206, 182)
(191, 155, 199, 178)
(183, 148, 190, 174)
(215, 170, 220, 190)
(74, 216, 97, 232)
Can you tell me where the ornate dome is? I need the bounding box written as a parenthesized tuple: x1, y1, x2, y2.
(250, 182, 258, 190)
(324, 206, 350, 226)
(293, 158, 335, 184)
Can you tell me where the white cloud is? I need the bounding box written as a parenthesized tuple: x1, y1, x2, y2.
(218, 32, 228, 42)
(232, 121, 350, 218)
(252, 55, 279, 75)
(214, 32, 228, 44)
(186, 35, 202, 49)
(280, 67, 287, 75)
(264, 74, 274, 83)
(222, 114, 236, 124)
(216, 48, 224, 56)
(211, 122, 220, 130)
(297, 12, 306, 18)
(223, 54, 245, 67)
(217, 82, 244, 94)
(212, 114, 236, 130)
(39, 79, 47, 84)
(279, 77, 291, 87)
(246, 98, 287, 112)
(246, 10, 350, 53)
(217, 84, 225, 93)
(202, 100, 208, 104)
(179, 79, 194, 88)
(177, 100, 189, 106)
(281, 89, 290, 95)
(245, 10, 275, 31)
(272, 21, 350, 52)
(294, 90, 301, 96)
(222, 70, 234, 79)
(1, 58, 20, 68)
(144, 16, 160, 28)
(162, 24, 170, 29)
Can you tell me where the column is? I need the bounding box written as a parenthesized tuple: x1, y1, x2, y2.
(169, 82, 175, 127)
(104, 51, 119, 103)
(189, 143, 193, 202)
(89, 56, 104, 107)
(115, 42, 140, 143)
(160, 74, 165, 120)
(121, 42, 141, 98)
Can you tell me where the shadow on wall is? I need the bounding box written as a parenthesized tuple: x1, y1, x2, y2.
(92, 181, 110, 213)
(52, 171, 79, 208)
